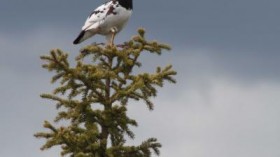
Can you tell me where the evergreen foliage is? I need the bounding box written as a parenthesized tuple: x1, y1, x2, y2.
(35, 28, 177, 157)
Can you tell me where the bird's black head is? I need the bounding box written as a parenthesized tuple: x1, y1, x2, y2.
(118, 0, 133, 10)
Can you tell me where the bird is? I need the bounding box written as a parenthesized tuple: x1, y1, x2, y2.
(73, 0, 133, 46)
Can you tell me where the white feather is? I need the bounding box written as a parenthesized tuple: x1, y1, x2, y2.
(74, 1, 132, 44)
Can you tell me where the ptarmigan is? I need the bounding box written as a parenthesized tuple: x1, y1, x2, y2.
(73, 0, 133, 46)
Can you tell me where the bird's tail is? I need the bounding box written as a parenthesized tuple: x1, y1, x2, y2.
(73, 30, 94, 45)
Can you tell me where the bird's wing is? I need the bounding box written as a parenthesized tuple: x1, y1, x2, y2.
(82, 1, 113, 31)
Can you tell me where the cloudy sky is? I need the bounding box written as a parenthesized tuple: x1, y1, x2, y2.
(1, 0, 280, 156)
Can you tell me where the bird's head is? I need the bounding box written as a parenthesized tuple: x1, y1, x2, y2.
(118, 0, 133, 10)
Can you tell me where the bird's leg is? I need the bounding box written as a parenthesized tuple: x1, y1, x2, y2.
(110, 27, 117, 46)
(110, 31, 116, 46)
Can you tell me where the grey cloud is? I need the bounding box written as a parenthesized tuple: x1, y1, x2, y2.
(126, 81, 280, 157)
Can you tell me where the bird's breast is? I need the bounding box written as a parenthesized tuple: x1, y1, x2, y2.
(98, 9, 132, 35)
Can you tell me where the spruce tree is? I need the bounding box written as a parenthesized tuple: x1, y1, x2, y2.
(35, 29, 177, 157)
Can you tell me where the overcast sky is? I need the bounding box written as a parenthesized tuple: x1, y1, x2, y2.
(1, 0, 280, 157)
